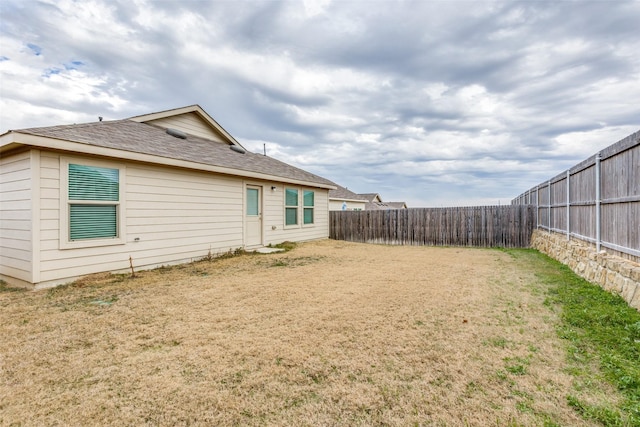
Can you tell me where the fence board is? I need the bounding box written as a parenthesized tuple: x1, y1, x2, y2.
(330, 205, 535, 248)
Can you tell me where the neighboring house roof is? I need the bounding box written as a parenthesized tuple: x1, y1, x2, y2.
(329, 184, 368, 203)
(357, 193, 407, 209)
(366, 201, 408, 210)
(386, 202, 408, 209)
(0, 105, 335, 189)
(365, 202, 391, 210)
(359, 193, 383, 203)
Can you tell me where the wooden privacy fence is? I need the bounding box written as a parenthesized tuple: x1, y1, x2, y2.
(330, 205, 536, 248)
(512, 129, 640, 261)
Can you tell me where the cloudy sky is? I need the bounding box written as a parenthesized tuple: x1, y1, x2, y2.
(1, 0, 639, 206)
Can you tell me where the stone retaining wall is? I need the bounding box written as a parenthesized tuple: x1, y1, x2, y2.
(531, 229, 640, 310)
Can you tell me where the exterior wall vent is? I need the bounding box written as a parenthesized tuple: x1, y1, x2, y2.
(166, 128, 187, 139)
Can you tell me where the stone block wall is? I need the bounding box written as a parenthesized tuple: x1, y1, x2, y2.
(531, 229, 640, 310)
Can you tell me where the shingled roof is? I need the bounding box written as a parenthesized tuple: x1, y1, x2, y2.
(328, 184, 368, 201)
(4, 118, 335, 189)
(358, 193, 382, 203)
(357, 193, 407, 210)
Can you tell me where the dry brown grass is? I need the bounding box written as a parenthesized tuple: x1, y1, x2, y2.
(0, 240, 607, 426)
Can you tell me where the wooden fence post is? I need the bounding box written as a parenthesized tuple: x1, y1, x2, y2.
(566, 170, 570, 241)
(595, 152, 602, 252)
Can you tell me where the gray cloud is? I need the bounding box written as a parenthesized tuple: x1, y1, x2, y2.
(1, 0, 638, 206)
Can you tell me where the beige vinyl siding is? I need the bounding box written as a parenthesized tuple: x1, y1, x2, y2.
(262, 183, 284, 243)
(146, 112, 227, 142)
(39, 152, 61, 279)
(262, 184, 329, 245)
(125, 164, 243, 259)
(307, 189, 329, 239)
(37, 153, 244, 286)
(0, 151, 32, 283)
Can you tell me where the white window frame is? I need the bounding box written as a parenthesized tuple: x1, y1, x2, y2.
(284, 187, 299, 229)
(59, 157, 126, 249)
(302, 189, 315, 227)
(283, 187, 316, 229)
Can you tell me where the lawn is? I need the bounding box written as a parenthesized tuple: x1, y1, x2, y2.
(1, 240, 637, 426)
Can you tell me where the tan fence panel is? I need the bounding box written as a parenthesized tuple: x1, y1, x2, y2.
(330, 205, 535, 248)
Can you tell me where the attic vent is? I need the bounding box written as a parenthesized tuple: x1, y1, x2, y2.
(230, 145, 246, 154)
(166, 128, 187, 139)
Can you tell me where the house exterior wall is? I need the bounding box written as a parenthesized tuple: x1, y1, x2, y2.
(2, 150, 330, 288)
(146, 113, 226, 142)
(36, 151, 244, 287)
(0, 150, 33, 285)
(329, 199, 366, 211)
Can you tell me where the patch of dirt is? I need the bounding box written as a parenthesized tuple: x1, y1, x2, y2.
(0, 240, 598, 426)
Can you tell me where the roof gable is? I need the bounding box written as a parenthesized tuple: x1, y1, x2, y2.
(129, 105, 245, 149)
(386, 202, 408, 209)
(359, 193, 383, 202)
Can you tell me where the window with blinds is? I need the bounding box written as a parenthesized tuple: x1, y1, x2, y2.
(68, 164, 119, 240)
